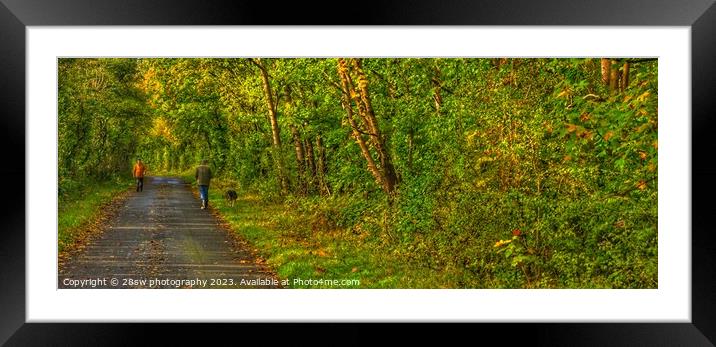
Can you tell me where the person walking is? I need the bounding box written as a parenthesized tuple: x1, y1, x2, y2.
(195, 159, 212, 209)
(133, 158, 147, 192)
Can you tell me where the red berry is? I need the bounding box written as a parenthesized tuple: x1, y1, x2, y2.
(512, 229, 521, 236)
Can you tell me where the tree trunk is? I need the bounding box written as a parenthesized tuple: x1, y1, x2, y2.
(620, 62, 630, 92)
(253, 58, 289, 195)
(352, 59, 398, 194)
(315, 135, 330, 196)
(338, 58, 384, 190)
(304, 137, 317, 193)
(609, 59, 619, 94)
(290, 124, 306, 195)
(601, 58, 611, 86)
(337, 58, 399, 196)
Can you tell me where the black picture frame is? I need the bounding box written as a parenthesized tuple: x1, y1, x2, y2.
(1, 1, 714, 345)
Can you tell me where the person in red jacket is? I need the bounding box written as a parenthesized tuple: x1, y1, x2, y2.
(133, 158, 147, 192)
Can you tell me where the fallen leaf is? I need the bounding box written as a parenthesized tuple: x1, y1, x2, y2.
(636, 180, 647, 190)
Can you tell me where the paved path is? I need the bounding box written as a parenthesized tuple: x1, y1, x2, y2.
(58, 176, 280, 289)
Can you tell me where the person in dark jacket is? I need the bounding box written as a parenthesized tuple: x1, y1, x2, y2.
(195, 159, 212, 209)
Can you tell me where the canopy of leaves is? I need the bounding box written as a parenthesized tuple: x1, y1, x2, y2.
(58, 57, 658, 288)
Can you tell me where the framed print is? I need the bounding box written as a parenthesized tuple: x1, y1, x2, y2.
(2, 0, 715, 345)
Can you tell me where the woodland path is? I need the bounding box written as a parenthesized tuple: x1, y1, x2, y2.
(58, 176, 279, 289)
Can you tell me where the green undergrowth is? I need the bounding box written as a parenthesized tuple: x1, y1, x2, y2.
(58, 176, 133, 253)
(211, 194, 453, 289)
(229, 194, 467, 287)
(164, 171, 656, 289)
(162, 172, 445, 288)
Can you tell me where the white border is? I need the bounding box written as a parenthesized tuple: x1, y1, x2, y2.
(27, 27, 690, 322)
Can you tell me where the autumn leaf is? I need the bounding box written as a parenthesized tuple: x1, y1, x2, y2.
(494, 239, 512, 248)
(636, 180, 647, 190)
(578, 130, 593, 140)
(637, 91, 651, 102)
(603, 131, 614, 141)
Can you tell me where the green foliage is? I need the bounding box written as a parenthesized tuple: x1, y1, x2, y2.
(58, 58, 658, 288)
(58, 58, 149, 180)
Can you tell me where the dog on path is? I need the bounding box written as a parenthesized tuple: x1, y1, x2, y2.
(224, 189, 238, 207)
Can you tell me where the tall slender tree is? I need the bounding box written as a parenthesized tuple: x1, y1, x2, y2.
(250, 58, 290, 194)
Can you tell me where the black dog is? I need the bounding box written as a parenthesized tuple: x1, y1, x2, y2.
(224, 190, 238, 207)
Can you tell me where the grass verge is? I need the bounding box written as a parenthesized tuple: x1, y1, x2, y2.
(58, 178, 133, 255)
